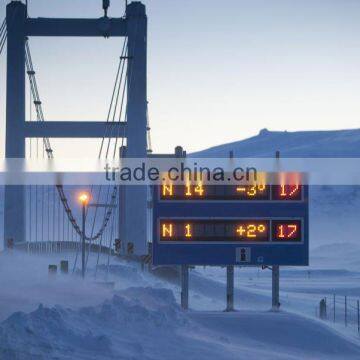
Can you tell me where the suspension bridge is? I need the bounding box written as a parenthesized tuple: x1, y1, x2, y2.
(0, 0, 155, 276)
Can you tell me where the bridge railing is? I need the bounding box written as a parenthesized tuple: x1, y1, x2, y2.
(13, 240, 115, 256)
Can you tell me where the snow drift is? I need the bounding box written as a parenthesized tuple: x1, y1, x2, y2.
(0, 286, 360, 360)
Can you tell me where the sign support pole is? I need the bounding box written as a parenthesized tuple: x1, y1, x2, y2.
(272, 265, 280, 310)
(226, 265, 235, 311)
(180, 265, 189, 310)
(272, 150, 281, 311)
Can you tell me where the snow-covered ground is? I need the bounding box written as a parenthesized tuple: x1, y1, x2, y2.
(0, 250, 360, 359)
(2, 130, 360, 358)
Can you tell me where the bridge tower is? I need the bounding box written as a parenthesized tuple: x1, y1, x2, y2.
(4, 1, 148, 254)
(5, 1, 27, 247)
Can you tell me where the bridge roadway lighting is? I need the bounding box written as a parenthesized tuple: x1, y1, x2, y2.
(77, 192, 116, 278)
(78, 192, 90, 278)
(78, 193, 89, 206)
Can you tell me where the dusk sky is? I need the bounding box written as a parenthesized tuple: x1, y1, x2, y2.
(1, 0, 360, 156)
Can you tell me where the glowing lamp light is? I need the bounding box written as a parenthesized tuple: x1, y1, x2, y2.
(78, 192, 90, 205)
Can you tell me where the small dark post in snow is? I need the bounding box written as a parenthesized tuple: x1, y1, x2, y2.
(48, 264, 57, 276)
(357, 300, 359, 333)
(272, 266, 280, 311)
(319, 298, 327, 320)
(180, 265, 189, 310)
(225, 265, 235, 311)
(60, 260, 69, 274)
(345, 296, 348, 327)
(272, 151, 281, 311)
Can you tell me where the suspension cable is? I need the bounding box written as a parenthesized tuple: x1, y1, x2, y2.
(105, 44, 127, 158)
(1, 17, 125, 253)
(81, 38, 129, 272)
(0, 18, 7, 56)
(84, 46, 127, 267)
(25, 41, 113, 242)
(106, 206, 116, 278)
(99, 38, 127, 157)
(23, 37, 134, 270)
(101, 20, 141, 274)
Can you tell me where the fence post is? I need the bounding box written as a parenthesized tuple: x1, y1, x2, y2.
(345, 296, 347, 327)
(333, 294, 336, 323)
(325, 296, 327, 318)
(320, 298, 327, 320)
(357, 300, 359, 334)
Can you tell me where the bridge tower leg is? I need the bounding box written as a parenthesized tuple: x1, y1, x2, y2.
(121, 2, 148, 255)
(4, 1, 27, 246)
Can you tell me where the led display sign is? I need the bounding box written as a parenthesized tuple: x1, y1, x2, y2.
(152, 173, 309, 266)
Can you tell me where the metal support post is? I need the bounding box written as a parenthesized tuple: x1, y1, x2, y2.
(272, 150, 281, 311)
(272, 265, 280, 311)
(226, 265, 234, 311)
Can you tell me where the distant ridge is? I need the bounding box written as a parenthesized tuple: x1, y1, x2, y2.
(192, 128, 360, 158)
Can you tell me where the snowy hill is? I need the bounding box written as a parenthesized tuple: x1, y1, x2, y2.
(192, 129, 360, 250)
(192, 128, 360, 158)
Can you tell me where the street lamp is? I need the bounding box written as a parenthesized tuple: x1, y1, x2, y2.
(78, 192, 90, 278)
(79, 193, 89, 206)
